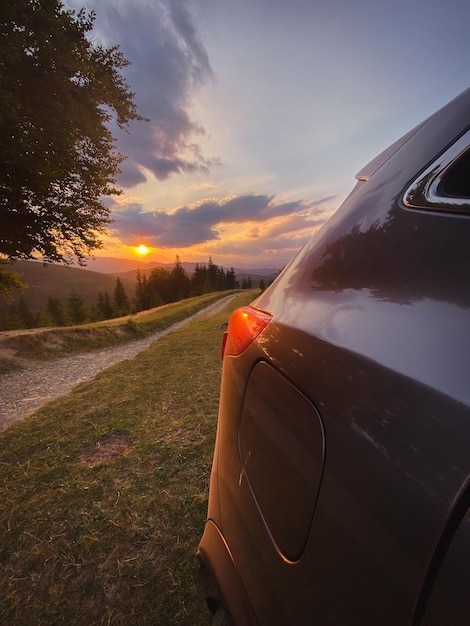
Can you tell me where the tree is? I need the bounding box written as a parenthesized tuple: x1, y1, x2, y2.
(113, 277, 129, 316)
(147, 267, 171, 306)
(206, 257, 218, 292)
(0, 265, 25, 300)
(226, 267, 238, 289)
(190, 263, 207, 296)
(168, 255, 190, 302)
(0, 1, 145, 279)
(66, 291, 87, 325)
(45, 295, 65, 326)
(97, 291, 113, 320)
(134, 270, 148, 312)
(7, 295, 37, 329)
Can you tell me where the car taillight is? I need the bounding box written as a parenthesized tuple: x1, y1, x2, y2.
(222, 306, 272, 359)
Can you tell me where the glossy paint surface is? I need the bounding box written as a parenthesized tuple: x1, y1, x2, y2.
(239, 361, 325, 562)
(198, 88, 470, 624)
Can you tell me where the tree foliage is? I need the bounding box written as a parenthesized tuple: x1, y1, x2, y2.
(66, 291, 87, 325)
(0, 266, 25, 300)
(113, 277, 130, 316)
(0, 0, 144, 269)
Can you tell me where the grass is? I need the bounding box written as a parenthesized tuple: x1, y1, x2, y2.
(0, 290, 256, 625)
(0, 291, 236, 375)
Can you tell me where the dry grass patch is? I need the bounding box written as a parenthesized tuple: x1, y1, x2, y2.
(79, 431, 134, 467)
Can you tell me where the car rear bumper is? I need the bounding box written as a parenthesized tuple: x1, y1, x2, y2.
(197, 519, 258, 625)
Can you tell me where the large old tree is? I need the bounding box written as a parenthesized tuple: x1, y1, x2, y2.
(0, 0, 144, 295)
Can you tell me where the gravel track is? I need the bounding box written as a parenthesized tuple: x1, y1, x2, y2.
(0, 295, 234, 431)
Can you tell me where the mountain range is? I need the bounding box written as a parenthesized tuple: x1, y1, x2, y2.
(83, 256, 281, 278)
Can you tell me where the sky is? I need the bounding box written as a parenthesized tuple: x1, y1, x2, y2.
(72, 0, 470, 269)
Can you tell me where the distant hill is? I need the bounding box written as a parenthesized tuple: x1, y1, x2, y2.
(82, 257, 166, 274)
(0, 261, 131, 315)
(0, 260, 280, 316)
(85, 257, 281, 293)
(84, 256, 281, 278)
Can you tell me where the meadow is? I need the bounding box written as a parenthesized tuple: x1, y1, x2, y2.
(0, 291, 255, 625)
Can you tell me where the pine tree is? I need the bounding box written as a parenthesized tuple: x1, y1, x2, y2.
(169, 255, 190, 302)
(134, 270, 147, 311)
(190, 263, 206, 296)
(207, 257, 218, 291)
(113, 277, 130, 316)
(147, 267, 171, 305)
(66, 291, 87, 325)
(226, 267, 238, 289)
(97, 292, 113, 320)
(46, 295, 65, 326)
(6, 303, 24, 330)
(17, 296, 36, 327)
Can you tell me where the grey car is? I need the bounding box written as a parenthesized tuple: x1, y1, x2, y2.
(197, 88, 470, 625)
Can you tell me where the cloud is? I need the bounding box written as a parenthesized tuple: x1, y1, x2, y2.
(110, 194, 330, 247)
(86, 0, 217, 185)
(111, 203, 215, 247)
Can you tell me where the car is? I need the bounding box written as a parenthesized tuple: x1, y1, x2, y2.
(197, 87, 470, 625)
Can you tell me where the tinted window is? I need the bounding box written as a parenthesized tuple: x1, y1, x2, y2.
(438, 150, 470, 198)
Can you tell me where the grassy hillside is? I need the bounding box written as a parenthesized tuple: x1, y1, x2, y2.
(0, 261, 138, 315)
(0, 290, 255, 625)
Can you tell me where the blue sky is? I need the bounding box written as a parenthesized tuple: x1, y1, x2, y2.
(75, 0, 470, 268)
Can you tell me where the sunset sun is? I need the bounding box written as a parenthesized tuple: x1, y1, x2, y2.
(136, 244, 149, 256)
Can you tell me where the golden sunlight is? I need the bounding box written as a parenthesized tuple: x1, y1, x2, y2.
(136, 244, 150, 256)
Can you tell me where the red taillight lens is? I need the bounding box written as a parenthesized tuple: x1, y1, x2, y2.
(222, 306, 272, 358)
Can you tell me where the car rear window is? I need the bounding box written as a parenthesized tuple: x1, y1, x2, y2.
(438, 150, 470, 198)
(404, 128, 470, 214)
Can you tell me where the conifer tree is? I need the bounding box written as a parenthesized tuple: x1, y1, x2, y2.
(169, 256, 190, 302)
(134, 270, 147, 311)
(113, 277, 129, 316)
(46, 295, 65, 326)
(66, 291, 87, 324)
(97, 292, 113, 320)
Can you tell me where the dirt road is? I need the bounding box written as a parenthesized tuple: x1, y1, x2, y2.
(0, 295, 233, 431)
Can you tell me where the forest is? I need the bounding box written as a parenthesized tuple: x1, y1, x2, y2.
(0, 258, 260, 331)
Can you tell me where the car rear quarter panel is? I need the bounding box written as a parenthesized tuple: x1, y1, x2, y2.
(205, 88, 470, 624)
(246, 94, 470, 622)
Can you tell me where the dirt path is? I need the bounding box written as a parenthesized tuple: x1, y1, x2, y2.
(0, 295, 233, 431)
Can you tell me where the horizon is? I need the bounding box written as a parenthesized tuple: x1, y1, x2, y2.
(25, 255, 283, 275)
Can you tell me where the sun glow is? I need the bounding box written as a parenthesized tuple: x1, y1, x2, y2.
(136, 244, 150, 256)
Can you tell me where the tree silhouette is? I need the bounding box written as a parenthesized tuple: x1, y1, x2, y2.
(46, 295, 65, 326)
(97, 292, 113, 320)
(66, 291, 87, 325)
(0, 0, 145, 297)
(168, 256, 190, 302)
(113, 277, 130, 316)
